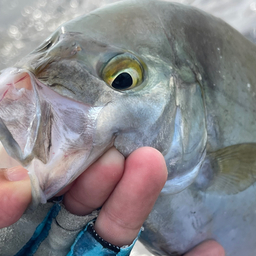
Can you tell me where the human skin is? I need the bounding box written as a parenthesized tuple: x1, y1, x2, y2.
(0, 147, 225, 255)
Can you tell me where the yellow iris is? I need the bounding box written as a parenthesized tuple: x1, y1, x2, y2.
(101, 53, 144, 90)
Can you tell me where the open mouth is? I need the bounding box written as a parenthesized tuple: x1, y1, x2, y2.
(0, 70, 34, 105)
(0, 68, 38, 164)
(0, 68, 103, 206)
(0, 71, 32, 101)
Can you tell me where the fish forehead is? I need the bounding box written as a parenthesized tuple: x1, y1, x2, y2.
(59, 0, 173, 60)
(28, 1, 178, 107)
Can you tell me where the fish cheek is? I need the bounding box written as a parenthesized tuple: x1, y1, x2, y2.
(92, 97, 142, 157)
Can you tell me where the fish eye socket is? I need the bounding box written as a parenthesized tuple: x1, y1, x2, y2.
(101, 53, 144, 91)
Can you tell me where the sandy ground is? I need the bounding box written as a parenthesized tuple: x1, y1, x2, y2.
(132, 242, 154, 256)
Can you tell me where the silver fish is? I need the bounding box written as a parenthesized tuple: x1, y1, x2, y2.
(0, 0, 256, 255)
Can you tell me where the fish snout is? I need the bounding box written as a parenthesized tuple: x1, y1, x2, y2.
(12, 72, 33, 90)
(0, 68, 34, 103)
(0, 68, 40, 165)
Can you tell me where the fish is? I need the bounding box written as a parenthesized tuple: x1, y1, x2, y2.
(0, 0, 256, 255)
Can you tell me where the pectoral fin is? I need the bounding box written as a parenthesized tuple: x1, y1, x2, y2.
(206, 144, 256, 194)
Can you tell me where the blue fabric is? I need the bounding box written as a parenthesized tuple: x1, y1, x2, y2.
(15, 203, 140, 256)
(67, 221, 141, 256)
(15, 204, 61, 256)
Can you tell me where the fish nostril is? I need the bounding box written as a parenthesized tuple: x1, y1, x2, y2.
(13, 73, 32, 90)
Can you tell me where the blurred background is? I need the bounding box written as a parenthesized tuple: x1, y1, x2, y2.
(0, 0, 255, 71)
(0, 0, 255, 255)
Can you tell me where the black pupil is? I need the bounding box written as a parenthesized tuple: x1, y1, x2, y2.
(112, 72, 133, 90)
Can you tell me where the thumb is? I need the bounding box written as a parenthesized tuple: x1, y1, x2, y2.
(0, 167, 31, 228)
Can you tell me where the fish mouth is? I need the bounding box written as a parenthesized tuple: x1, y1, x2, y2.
(0, 68, 37, 166)
(0, 68, 103, 207)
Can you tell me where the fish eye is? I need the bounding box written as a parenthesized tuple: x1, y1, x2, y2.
(101, 53, 144, 91)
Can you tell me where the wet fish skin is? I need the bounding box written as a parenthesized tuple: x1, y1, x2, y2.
(1, 0, 256, 255)
(17, 0, 207, 196)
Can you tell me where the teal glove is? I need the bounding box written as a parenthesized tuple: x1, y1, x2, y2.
(1, 203, 140, 256)
(68, 220, 141, 256)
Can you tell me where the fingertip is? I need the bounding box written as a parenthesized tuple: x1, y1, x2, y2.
(64, 147, 125, 215)
(185, 240, 225, 256)
(98, 147, 125, 168)
(127, 147, 168, 189)
(4, 166, 29, 182)
(95, 147, 125, 184)
(88, 147, 125, 186)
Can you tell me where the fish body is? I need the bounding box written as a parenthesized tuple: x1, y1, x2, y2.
(0, 0, 256, 255)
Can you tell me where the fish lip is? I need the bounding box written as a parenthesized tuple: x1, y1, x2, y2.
(0, 67, 105, 207)
(0, 68, 41, 165)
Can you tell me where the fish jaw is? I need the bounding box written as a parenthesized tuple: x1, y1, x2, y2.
(0, 68, 106, 205)
(0, 68, 38, 164)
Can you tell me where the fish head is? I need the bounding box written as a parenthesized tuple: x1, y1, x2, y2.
(0, 0, 207, 206)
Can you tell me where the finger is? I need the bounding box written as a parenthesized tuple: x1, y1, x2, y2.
(0, 167, 31, 228)
(64, 147, 125, 216)
(185, 240, 225, 256)
(94, 147, 168, 247)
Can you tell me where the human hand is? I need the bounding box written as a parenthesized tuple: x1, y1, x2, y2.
(0, 147, 225, 255)
(59, 147, 168, 246)
(0, 165, 31, 227)
(58, 144, 226, 255)
(0, 147, 167, 247)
